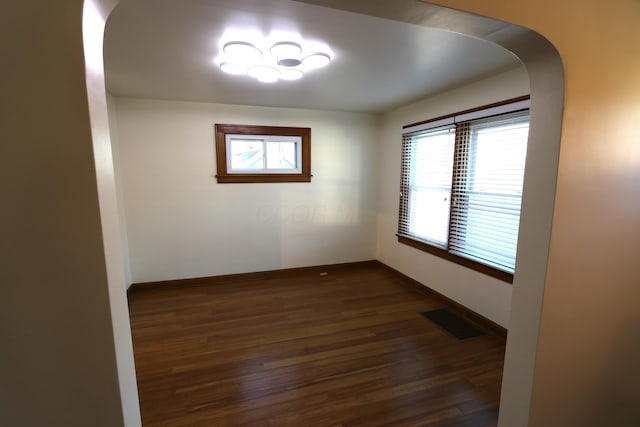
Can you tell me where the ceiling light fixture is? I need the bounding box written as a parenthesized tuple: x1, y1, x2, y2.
(223, 41, 262, 60)
(270, 41, 302, 58)
(219, 62, 247, 75)
(247, 65, 280, 83)
(218, 36, 332, 83)
(301, 52, 331, 69)
(278, 58, 302, 67)
(280, 68, 304, 81)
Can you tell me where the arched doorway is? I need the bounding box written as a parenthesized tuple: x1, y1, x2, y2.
(84, 1, 564, 426)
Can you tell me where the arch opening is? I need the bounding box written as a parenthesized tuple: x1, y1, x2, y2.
(84, 1, 564, 426)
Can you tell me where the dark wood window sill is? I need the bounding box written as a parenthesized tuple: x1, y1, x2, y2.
(215, 174, 312, 183)
(397, 234, 514, 284)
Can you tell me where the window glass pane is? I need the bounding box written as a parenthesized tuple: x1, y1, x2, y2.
(450, 113, 529, 272)
(266, 141, 298, 169)
(230, 138, 264, 170)
(470, 118, 528, 194)
(407, 128, 455, 247)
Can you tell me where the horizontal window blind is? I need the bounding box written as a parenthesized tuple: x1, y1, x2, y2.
(398, 98, 530, 278)
(399, 126, 455, 248)
(449, 111, 529, 272)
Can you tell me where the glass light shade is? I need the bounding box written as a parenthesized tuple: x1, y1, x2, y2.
(302, 52, 331, 69)
(270, 41, 302, 58)
(247, 65, 280, 83)
(279, 68, 304, 81)
(223, 41, 262, 60)
(219, 62, 247, 75)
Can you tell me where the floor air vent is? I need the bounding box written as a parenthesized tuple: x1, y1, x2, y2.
(421, 309, 485, 340)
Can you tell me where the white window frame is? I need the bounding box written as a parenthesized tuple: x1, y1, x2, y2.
(225, 134, 303, 174)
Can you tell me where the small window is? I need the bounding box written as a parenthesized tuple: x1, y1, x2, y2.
(215, 124, 311, 183)
(398, 97, 530, 283)
(226, 134, 301, 174)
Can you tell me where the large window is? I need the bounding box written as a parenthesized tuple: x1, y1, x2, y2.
(398, 97, 530, 282)
(215, 124, 311, 183)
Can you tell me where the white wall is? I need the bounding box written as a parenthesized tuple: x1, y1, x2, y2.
(84, 2, 141, 424)
(376, 67, 530, 328)
(113, 99, 379, 283)
(107, 93, 133, 287)
(113, 68, 529, 325)
(1, 1, 136, 425)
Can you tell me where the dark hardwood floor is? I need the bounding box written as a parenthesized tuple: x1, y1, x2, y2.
(128, 262, 506, 427)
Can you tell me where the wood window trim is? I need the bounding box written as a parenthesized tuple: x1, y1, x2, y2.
(215, 124, 311, 183)
(397, 235, 514, 283)
(402, 95, 530, 130)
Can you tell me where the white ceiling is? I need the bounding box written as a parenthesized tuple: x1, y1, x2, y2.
(104, 0, 522, 114)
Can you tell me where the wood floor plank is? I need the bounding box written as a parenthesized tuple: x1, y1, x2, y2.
(128, 263, 506, 426)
